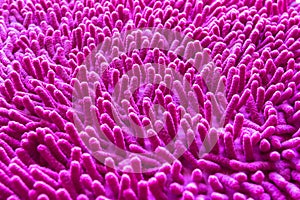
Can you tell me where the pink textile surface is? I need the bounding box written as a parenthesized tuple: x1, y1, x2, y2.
(0, 0, 300, 199)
